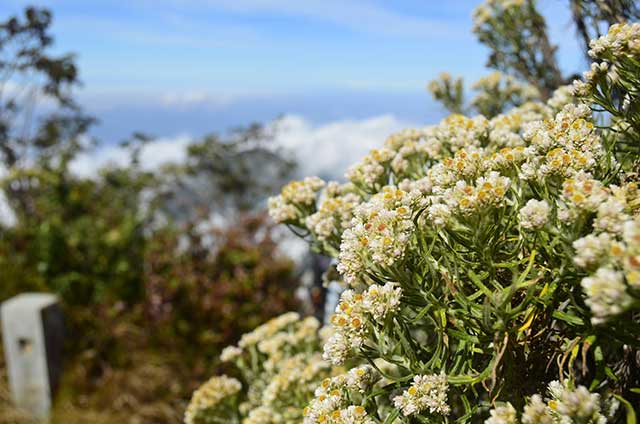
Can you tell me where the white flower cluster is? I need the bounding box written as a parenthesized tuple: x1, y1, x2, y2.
(441, 147, 488, 180)
(262, 353, 329, 406)
(574, 23, 640, 98)
(588, 22, 640, 60)
(547, 381, 606, 422)
(521, 104, 604, 182)
(486, 381, 618, 424)
(576, 216, 640, 323)
(243, 406, 275, 424)
(546, 85, 575, 112)
(209, 312, 332, 424)
(594, 192, 629, 234)
(518, 199, 550, 230)
(430, 114, 490, 153)
(220, 345, 242, 362)
(488, 102, 552, 148)
(559, 172, 610, 222)
(573, 232, 620, 269)
(268, 177, 325, 223)
(305, 182, 361, 242)
(258, 316, 320, 360)
(443, 171, 512, 216)
(584, 271, 627, 322)
(303, 367, 379, 424)
(337, 187, 418, 286)
(304, 402, 373, 424)
(485, 403, 517, 424)
(238, 311, 302, 348)
(184, 375, 242, 424)
(392, 373, 450, 417)
(384, 128, 441, 178)
(324, 282, 402, 364)
(346, 148, 394, 189)
(315, 365, 379, 398)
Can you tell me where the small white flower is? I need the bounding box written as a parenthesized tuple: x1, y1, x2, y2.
(522, 395, 553, 424)
(393, 373, 450, 416)
(581, 267, 632, 324)
(573, 233, 613, 268)
(485, 402, 517, 424)
(220, 345, 242, 362)
(184, 375, 242, 424)
(519, 199, 550, 230)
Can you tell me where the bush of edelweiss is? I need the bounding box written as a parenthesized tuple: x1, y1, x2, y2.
(187, 23, 640, 423)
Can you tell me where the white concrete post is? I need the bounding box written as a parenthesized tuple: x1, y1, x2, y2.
(1, 293, 64, 420)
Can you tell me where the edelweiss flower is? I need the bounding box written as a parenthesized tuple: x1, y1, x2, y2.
(519, 199, 550, 230)
(393, 373, 450, 416)
(184, 376, 242, 424)
(485, 403, 517, 424)
(581, 267, 632, 324)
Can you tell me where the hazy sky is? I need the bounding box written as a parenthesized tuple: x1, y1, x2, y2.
(0, 0, 586, 143)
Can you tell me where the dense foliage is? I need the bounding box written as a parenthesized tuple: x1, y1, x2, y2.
(187, 19, 640, 424)
(265, 22, 640, 423)
(184, 313, 331, 424)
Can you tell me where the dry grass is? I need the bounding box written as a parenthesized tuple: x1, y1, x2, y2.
(0, 322, 211, 424)
(51, 350, 185, 423)
(0, 351, 189, 424)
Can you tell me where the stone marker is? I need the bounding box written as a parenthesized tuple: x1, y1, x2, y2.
(1, 293, 64, 420)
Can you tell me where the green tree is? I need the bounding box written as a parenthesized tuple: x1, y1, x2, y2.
(162, 122, 296, 222)
(472, 0, 563, 99)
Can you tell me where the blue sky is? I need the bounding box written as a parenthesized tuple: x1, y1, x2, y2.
(0, 0, 586, 143)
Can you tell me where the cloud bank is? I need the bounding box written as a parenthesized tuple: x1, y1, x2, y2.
(273, 114, 412, 179)
(70, 134, 193, 177)
(71, 113, 415, 179)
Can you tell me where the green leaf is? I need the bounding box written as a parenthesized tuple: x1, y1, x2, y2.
(552, 311, 584, 326)
(383, 409, 400, 424)
(447, 328, 480, 344)
(468, 270, 493, 298)
(614, 394, 637, 424)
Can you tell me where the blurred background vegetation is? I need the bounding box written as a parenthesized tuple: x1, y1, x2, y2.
(0, 6, 303, 423)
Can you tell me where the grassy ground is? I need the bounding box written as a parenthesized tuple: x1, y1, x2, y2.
(0, 323, 219, 424)
(0, 350, 189, 423)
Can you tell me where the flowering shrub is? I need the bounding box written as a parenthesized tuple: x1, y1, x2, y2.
(573, 22, 640, 153)
(472, 0, 562, 98)
(427, 73, 465, 115)
(264, 23, 640, 423)
(185, 313, 332, 424)
(471, 72, 540, 118)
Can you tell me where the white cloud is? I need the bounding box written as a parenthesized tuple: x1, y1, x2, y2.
(71, 113, 413, 180)
(70, 134, 193, 177)
(271, 114, 414, 179)
(1, 81, 61, 111)
(158, 91, 239, 108)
